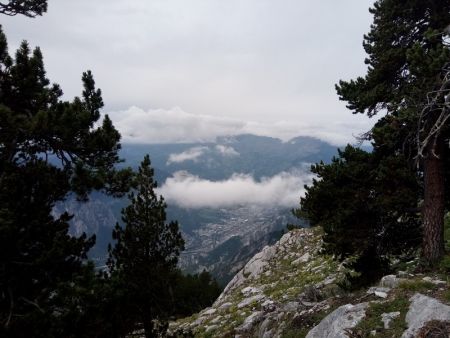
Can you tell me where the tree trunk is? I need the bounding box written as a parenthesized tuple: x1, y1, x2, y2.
(422, 141, 445, 264)
(142, 312, 156, 338)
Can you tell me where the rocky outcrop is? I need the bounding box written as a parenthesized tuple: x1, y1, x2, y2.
(170, 228, 348, 337)
(305, 303, 368, 338)
(401, 293, 450, 338)
(170, 227, 450, 338)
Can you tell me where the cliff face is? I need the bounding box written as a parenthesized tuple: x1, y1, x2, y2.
(170, 227, 450, 338)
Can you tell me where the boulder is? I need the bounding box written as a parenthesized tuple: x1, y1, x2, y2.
(305, 302, 369, 338)
(401, 293, 450, 338)
(238, 294, 265, 309)
(380, 275, 403, 288)
(381, 311, 400, 329)
(237, 311, 264, 333)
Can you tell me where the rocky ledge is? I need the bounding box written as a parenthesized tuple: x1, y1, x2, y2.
(170, 228, 450, 338)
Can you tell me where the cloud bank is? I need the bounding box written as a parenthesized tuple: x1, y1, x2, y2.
(157, 170, 314, 209)
(108, 106, 375, 146)
(167, 146, 209, 165)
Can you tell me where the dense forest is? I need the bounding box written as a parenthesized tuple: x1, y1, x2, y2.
(1, 0, 450, 337)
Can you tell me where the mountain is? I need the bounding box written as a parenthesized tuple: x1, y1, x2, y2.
(170, 227, 450, 338)
(57, 134, 339, 283)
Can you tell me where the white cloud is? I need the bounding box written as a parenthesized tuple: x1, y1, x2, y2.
(3, 0, 375, 134)
(215, 145, 239, 157)
(108, 106, 376, 146)
(167, 146, 209, 165)
(157, 170, 314, 209)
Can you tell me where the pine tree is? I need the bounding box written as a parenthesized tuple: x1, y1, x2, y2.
(336, 0, 450, 264)
(108, 155, 185, 338)
(0, 25, 132, 336)
(296, 145, 420, 285)
(0, 0, 47, 17)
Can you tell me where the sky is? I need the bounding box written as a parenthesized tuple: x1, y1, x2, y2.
(2, 0, 376, 145)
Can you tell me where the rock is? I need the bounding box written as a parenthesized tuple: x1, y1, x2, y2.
(422, 276, 447, 285)
(367, 287, 391, 294)
(375, 291, 388, 299)
(237, 311, 264, 333)
(191, 316, 207, 327)
(241, 286, 262, 297)
(305, 302, 369, 338)
(381, 311, 400, 329)
(380, 275, 403, 288)
(291, 253, 311, 265)
(237, 294, 265, 309)
(218, 302, 233, 311)
(202, 308, 217, 316)
(205, 324, 218, 333)
(282, 302, 299, 312)
(262, 299, 277, 312)
(210, 316, 222, 324)
(401, 293, 450, 338)
(243, 245, 277, 279)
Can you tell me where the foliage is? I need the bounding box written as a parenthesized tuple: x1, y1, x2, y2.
(336, 0, 450, 263)
(0, 24, 133, 336)
(172, 270, 222, 318)
(0, 0, 47, 17)
(108, 155, 185, 337)
(354, 296, 409, 338)
(296, 145, 421, 285)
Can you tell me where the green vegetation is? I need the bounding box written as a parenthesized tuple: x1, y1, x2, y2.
(355, 297, 409, 338)
(336, 0, 450, 264)
(296, 146, 420, 286)
(398, 280, 436, 292)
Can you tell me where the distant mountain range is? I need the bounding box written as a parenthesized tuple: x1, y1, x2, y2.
(55, 134, 341, 284)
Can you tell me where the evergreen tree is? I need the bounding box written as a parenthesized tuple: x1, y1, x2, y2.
(108, 155, 185, 338)
(296, 145, 420, 285)
(0, 25, 132, 336)
(0, 0, 47, 17)
(336, 0, 450, 264)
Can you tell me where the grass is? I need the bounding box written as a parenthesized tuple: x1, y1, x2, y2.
(398, 279, 436, 292)
(354, 296, 409, 338)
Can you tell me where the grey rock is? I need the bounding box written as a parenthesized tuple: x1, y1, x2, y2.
(210, 316, 222, 324)
(218, 302, 233, 311)
(401, 293, 450, 338)
(381, 311, 400, 329)
(237, 294, 265, 309)
(202, 308, 217, 316)
(367, 287, 391, 295)
(422, 276, 447, 285)
(241, 286, 262, 297)
(282, 302, 300, 312)
(305, 302, 369, 338)
(291, 253, 311, 265)
(261, 299, 277, 312)
(380, 275, 403, 288)
(375, 291, 388, 299)
(205, 324, 218, 333)
(237, 311, 264, 333)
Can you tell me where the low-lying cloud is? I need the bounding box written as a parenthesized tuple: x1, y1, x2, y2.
(107, 106, 375, 146)
(215, 145, 239, 157)
(167, 146, 208, 165)
(157, 170, 314, 209)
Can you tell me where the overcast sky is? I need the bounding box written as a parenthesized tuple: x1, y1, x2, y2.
(2, 0, 376, 145)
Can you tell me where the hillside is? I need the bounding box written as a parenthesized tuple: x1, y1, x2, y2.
(170, 228, 450, 338)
